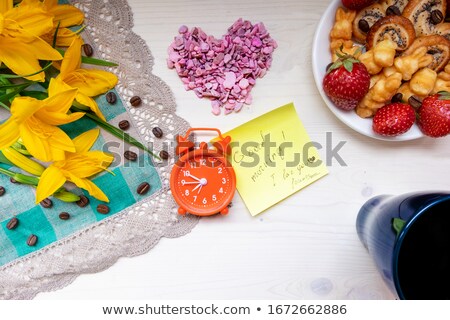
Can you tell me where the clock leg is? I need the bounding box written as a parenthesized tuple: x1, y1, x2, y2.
(178, 207, 187, 215)
(220, 207, 229, 215)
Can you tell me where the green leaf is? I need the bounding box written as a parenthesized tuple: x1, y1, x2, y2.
(0, 61, 53, 79)
(0, 82, 36, 90)
(56, 49, 118, 67)
(70, 105, 161, 160)
(343, 60, 353, 73)
(19, 91, 48, 100)
(0, 83, 32, 104)
(392, 218, 406, 236)
(0, 151, 14, 166)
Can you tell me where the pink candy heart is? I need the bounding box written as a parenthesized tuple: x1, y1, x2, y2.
(167, 18, 277, 115)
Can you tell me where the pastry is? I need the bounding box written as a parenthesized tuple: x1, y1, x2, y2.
(356, 72, 403, 117)
(330, 7, 359, 61)
(352, 0, 409, 43)
(435, 22, 450, 41)
(402, 35, 450, 72)
(433, 63, 450, 92)
(359, 38, 397, 74)
(408, 67, 438, 96)
(366, 15, 416, 51)
(402, 0, 446, 36)
(353, 2, 386, 43)
(392, 46, 434, 80)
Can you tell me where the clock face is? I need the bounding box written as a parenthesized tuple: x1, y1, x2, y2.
(171, 151, 235, 216)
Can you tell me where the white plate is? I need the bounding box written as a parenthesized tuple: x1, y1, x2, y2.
(311, 0, 424, 141)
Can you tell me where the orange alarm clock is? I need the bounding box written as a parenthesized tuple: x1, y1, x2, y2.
(170, 128, 236, 216)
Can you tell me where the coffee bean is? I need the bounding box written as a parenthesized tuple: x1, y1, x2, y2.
(27, 234, 38, 246)
(137, 182, 151, 195)
(358, 19, 370, 33)
(408, 95, 423, 109)
(386, 5, 401, 16)
(124, 150, 138, 161)
(159, 150, 170, 160)
(10, 177, 19, 184)
(118, 120, 130, 130)
(76, 195, 90, 208)
(152, 127, 163, 138)
(391, 92, 403, 103)
(59, 212, 70, 220)
(130, 96, 142, 107)
(0, 186, 5, 196)
(6, 217, 19, 230)
(106, 91, 117, 104)
(97, 204, 110, 214)
(83, 43, 94, 57)
(431, 10, 444, 25)
(40, 198, 53, 208)
(325, 62, 333, 73)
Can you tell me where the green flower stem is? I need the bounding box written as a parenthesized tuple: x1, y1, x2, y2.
(71, 104, 161, 160)
(0, 167, 80, 202)
(56, 48, 118, 67)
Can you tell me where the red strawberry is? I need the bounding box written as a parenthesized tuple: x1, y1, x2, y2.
(418, 92, 450, 138)
(372, 103, 416, 136)
(323, 52, 370, 111)
(342, 0, 376, 11)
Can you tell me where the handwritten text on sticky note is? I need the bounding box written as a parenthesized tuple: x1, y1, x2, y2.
(223, 103, 328, 216)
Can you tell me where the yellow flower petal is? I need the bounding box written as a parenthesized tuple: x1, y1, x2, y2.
(0, 118, 20, 150)
(75, 93, 106, 121)
(0, 1, 13, 15)
(72, 129, 100, 153)
(10, 96, 45, 123)
(42, 27, 80, 47)
(63, 151, 114, 178)
(64, 69, 118, 97)
(60, 36, 82, 76)
(67, 173, 109, 202)
(2, 147, 45, 176)
(40, 83, 77, 113)
(20, 118, 75, 162)
(0, 29, 62, 81)
(48, 76, 74, 97)
(36, 165, 67, 203)
(49, 4, 84, 28)
(5, 5, 54, 37)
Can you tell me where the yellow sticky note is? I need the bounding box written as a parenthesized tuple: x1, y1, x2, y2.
(223, 103, 328, 216)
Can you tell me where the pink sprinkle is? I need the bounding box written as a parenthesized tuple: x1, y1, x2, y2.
(238, 78, 249, 89)
(179, 25, 188, 34)
(167, 18, 277, 115)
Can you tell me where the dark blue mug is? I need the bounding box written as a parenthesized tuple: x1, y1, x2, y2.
(356, 192, 450, 300)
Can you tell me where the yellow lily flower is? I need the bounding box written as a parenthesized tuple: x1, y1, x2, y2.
(19, 0, 85, 47)
(36, 129, 114, 203)
(0, 0, 62, 81)
(58, 36, 118, 121)
(0, 80, 84, 162)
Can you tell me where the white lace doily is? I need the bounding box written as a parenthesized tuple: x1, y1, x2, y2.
(0, 0, 199, 300)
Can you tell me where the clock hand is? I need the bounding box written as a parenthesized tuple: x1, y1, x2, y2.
(187, 173, 201, 182)
(197, 184, 203, 194)
(192, 183, 202, 192)
(183, 181, 199, 185)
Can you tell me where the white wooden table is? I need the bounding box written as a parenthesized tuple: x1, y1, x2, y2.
(38, 0, 450, 299)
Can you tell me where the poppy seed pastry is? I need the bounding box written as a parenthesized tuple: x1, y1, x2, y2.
(366, 15, 416, 51)
(352, 0, 409, 43)
(402, 0, 447, 36)
(402, 34, 450, 72)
